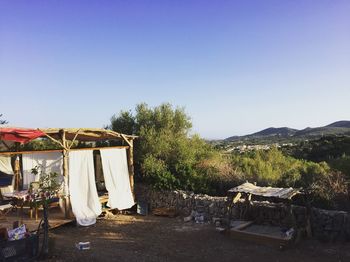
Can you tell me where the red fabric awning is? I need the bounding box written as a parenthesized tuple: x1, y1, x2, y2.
(0, 128, 45, 144)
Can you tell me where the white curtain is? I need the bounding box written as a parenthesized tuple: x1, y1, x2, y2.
(0, 155, 14, 194)
(100, 148, 134, 210)
(69, 150, 101, 226)
(22, 152, 63, 189)
(0, 156, 13, 175)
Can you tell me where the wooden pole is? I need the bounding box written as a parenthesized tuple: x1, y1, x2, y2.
(0, 145, 129, 156)
(14, 142, 21, 190)
(61, 130, 70, 219)
(1, 140, 11, 150)
(14, 156, 20, 191)
(127, 139, 135, 195)
(40, 131, 65, 148)
(68, 128, 82, 149)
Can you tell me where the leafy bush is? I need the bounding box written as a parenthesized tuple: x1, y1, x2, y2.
(0, 114, 8, 125)
(230, 147, 349, 210)
(109, 103, 227, 193)
(329, 154, 350, 180)
(285, 136, 350, 178)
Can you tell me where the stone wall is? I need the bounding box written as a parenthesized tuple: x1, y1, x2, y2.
(311, 208, 350, 242)
(135, 185, 350, 242)
(135, 185, 228, 221)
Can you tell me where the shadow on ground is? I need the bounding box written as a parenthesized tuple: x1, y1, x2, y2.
(48, 214, 350, 262)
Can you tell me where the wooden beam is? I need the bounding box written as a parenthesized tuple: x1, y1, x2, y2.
(120, 134, 132, 147)
(232, 192, 242, 204)
(68, 128, 82, 149)
(0, 146, 129, 155)
(227, 192, 242, 228)
(39, 130, 65, 149)
(70, 145, 129, 152)
(228, 228, 292, 248)
(1, 140, 11, 150)
(233, 221, 254, 231)
(126, 139, 135, 195)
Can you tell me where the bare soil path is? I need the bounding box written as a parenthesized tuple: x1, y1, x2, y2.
(48, 214, 350, 262)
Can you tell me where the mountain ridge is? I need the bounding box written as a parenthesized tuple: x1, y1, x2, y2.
(225, 120, 350, 142)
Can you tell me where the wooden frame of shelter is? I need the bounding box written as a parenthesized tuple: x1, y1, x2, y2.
(225, 182, 302, 249)
(0, 128, 138, 219)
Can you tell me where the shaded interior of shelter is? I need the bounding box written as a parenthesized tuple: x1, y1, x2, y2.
(0, 149, 122, 229)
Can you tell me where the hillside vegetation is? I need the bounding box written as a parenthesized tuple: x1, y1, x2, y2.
(284, 136, 350, 179)
(109, 104, 349, 210)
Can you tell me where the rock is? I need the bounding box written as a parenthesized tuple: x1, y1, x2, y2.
(195, 214, 205, 224)
(212, 217, 221, 223)
(195, 205, 205, 213)
(183, 215, 193, 223)
(209, 203, 215, 215)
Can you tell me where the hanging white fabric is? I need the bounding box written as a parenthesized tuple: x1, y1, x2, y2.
(0, 156, 13, 175)
(69, 150, 101, 226)
(100, 148, 134, 210)
(22, 152, 63, 189)
(0, 155, 14, 194)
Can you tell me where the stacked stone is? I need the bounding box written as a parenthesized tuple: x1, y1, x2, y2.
(135, 184, 350, 242)
(135, 184, 227, 222)
(293, 205, 308, 228)
(190, 194, 227, 222)
(311, 208, 349, 242)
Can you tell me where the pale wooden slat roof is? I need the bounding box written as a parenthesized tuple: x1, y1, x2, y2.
(228, 182, 301, 199)
(39, 128, 137, 141)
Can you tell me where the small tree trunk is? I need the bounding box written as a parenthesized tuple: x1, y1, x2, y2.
(41, 201, 49, 258)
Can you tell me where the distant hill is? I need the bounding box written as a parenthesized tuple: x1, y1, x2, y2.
(248, 127, 297, 137)
(326, 121, 350, 128)
(224, 120, 350, 142)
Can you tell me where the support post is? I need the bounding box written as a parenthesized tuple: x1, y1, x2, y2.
(227, 192, 242, 229)
(14, 143, 21, 190)
(14, 156, 20, 191)
(127, 139, 135, 195)
(61, 130, 70, 219)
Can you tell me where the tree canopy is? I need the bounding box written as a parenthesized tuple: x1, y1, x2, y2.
(0, 114, 8, 125)
(109, 103, 224, 192)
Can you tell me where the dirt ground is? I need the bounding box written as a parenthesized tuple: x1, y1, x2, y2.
(47, 214, 350, 262)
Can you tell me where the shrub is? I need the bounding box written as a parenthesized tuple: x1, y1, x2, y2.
(109, 103, 226, 193)
(230, 148, 349, 210)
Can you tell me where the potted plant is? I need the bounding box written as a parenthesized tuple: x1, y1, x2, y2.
(30, 165, 63, 258)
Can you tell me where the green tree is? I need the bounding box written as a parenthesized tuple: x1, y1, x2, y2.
(110, 110, 135, 135)
(109, 103, 224, 192)
(0, 114, 8, 125)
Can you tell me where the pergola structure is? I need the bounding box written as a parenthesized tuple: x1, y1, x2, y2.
(0, 127, 138, 217)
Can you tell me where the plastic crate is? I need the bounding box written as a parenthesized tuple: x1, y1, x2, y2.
(0, 233, 39, 261)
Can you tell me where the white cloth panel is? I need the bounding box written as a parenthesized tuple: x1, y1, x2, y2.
(69, 150, 101, 226)
(0, 156, 14, 194)
(0, 156, 13, 175)
(22, 152, 63, 189)
(100, 148, 134, 210)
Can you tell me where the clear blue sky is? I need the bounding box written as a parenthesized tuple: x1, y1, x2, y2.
(1, 0, 349, 139)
